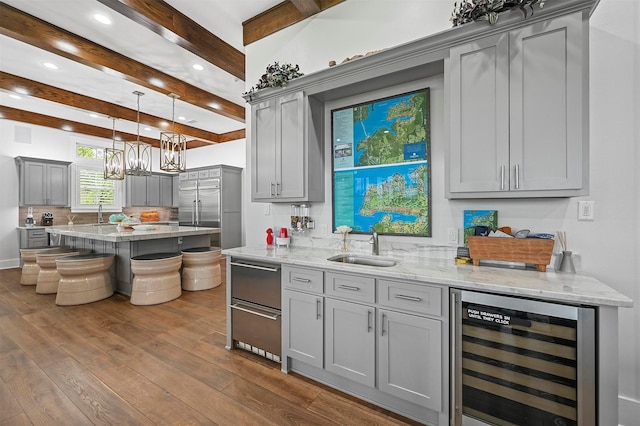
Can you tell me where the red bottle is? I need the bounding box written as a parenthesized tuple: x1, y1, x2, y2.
(266, 228, 274, 245)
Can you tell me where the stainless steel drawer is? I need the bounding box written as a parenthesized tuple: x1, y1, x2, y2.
(325, 272, 375, 303)
(283, 265, 323, 294)
(379, 279, 442, 316)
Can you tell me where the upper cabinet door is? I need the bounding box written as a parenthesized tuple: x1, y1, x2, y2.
(277, 91, 305, 199)
(509, 12, 585, 191)
(23, 161, 47, 205)
(46, 163, 69, 206)
(449, 33, 510, 193)
(251, 97, 278, 200)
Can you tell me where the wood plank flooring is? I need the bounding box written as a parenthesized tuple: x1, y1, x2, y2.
(0, 266, 421, 425)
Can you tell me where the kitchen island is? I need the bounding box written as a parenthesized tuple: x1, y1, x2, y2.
(48, 224, 219, 295)
(223, 246, 633, 426)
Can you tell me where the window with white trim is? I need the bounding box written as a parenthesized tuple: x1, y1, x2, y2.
(71, 142, 123, 212)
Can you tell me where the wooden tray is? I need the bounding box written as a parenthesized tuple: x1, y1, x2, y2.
(467, 236, 554, 272)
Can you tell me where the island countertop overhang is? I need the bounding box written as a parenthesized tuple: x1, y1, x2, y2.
(222, 246, 633, 308)
(46, 224, 220, 243)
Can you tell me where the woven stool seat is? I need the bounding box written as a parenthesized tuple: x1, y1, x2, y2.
(130, 252, 182, 305)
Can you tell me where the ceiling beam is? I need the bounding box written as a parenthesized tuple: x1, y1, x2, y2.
(0, 72, 241, 144)
(243, 0, 346, 45)
(96, 0, 245, 80)
(289, 0, 321, 17)
(0, 3, 245, 123)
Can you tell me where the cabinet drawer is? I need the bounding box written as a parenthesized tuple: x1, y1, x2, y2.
(28, 228, 47, 238)
(379, 280, 442, 316)
(28, 236, 49, 248)
(325, 272, 375, 303)
(283, 266, 323, 294)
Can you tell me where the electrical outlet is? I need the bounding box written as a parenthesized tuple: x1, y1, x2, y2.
(263, 204, 270, 215)
(447, 228, 458, 244)
(577, 201, 594, 221)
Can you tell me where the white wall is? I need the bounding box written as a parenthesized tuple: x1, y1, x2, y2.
(0, 120, 245, 267)
(243, 0, 639, 422)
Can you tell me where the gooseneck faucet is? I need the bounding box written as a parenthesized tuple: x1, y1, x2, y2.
(369, 230, 379, 255)
(97, 202, 103, 224)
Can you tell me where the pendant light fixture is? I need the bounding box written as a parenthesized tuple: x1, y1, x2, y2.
(160, 93, 187, 172)
(104, 117, 125, 180)
(125, 91, 152, 176)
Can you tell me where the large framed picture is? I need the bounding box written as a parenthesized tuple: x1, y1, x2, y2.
(331, 88, 431, 236)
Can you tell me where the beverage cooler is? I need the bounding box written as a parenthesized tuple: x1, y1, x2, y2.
(450, 289, 596, 426)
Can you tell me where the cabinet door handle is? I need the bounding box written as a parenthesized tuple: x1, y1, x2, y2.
(500, 165, 505, 190)
(276, 182, 281, 196)
(270, 182, 275, 196)
(381, 313, 387, 336)
(394, 294, 422, 302)
(316, 298, 322, 320)
(292, 277, 311, 283)
(338, 284, 360, 291)
(515, 164, 520, 189)
(367, 310, 373, 333)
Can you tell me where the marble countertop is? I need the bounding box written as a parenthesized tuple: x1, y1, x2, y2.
(46, 224, 219, 243)
(222, 246, 633, 308)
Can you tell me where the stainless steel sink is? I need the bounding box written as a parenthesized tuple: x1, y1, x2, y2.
(327, 254, 397, 267)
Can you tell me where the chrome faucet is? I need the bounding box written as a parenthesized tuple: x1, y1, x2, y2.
(97, 202, 103, 224)
(369, 230, 379, 255)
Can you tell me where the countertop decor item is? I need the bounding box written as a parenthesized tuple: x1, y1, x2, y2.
(244, 62, 304, 97)
(336, 225, 352, 253)
(468, 235, 554, 271)
(557, 231, 576, 273)
(451, 0, 546, 27)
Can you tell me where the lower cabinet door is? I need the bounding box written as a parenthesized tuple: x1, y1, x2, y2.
(283, 289, 323, 368)
(378, 309, 442, 411)
(325, 298, 375, 387)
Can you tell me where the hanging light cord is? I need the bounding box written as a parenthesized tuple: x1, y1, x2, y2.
(171, 95, 176, 134)
(111, 117, 116, 149)
(136, 93, 141, 143)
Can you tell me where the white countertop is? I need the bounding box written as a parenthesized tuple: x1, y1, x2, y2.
(222, 246, 633, 308)
(46, 224, 219, 243)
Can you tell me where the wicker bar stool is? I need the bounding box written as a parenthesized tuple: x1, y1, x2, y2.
(181, 247, 222, 291)
(130, 252, 182, 305)
(35, 249, 83, 294)
(55, 253, 115, 306)
(19, 246, 64, 285)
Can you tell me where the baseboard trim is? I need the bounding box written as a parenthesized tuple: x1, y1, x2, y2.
(0, 259, 20, 270)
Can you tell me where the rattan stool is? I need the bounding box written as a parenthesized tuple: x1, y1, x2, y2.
(130, 252, 182, 305)
(35, 249, 82, 294)
(55, 253, 115, 306)
(19, 246, 64, 285)
(181, 247, 221, 291)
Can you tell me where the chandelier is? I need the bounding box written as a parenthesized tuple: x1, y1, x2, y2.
(104, 117, 125, 180)
(125, 91, 152, 176)
(160, 93, 187, 172)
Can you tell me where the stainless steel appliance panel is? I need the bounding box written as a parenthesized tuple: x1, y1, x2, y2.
(230, 260, 281, 309)
(451, 289, 596, 426)
(231, 300, 281, 356)
(197, 178, 220, 227)
(178, 180, 197, 225)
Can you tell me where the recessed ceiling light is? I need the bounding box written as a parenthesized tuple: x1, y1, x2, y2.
(144, 127, 152, 132)
(9, 94, 21, 100)
(192, 64, 204, 71)
(93, 14, 112, 25)
(89, 113, 99, 118)
(178, 116, 186, 121)
(209, 102, 220, 110)
(42, 62, 59, 70)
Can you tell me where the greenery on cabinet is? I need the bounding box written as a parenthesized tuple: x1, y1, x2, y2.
(451, 0, 546, 26)
(244, 62, 304, 97)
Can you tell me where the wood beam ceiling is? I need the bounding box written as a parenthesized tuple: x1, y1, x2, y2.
(96, 0, 245, 80)
(243, 0, 345, 45)
(0, 72, 245, 144)
(0, 3, 245, 123)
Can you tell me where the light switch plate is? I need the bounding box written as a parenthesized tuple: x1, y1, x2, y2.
(448, 228, 458, 244)
(263, 204, 270, 215)
(578, 201, 594, 221)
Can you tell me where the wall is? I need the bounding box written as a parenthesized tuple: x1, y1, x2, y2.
(243, 0, 639, 422)
(0, 121, 246, 268)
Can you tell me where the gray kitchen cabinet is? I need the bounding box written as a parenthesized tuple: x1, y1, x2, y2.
(16, 157, 70, 206)
(324, 297, 375, 387)
(378, 309, 442, 411)
(18, 227, 49, 249)
(250, 91, 324, 202)
(447, 12, 587, 198)
(126, 173, 172, 207)
(172, 175, 179, 208)
(283, 288, 324, 368)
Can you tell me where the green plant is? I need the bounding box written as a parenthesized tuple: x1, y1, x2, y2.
(244, 62, 304, 96)
(451, 0, 546, 27)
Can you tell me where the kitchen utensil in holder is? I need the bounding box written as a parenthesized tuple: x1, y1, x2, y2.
(558, 251, 576, 273)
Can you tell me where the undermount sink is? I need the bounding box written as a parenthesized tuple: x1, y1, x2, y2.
(327, 254, 397, 267)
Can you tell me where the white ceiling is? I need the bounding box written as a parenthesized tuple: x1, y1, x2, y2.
(0, 0, 283, 139)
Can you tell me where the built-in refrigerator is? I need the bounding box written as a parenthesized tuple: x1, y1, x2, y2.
(178, 165, 242, 249)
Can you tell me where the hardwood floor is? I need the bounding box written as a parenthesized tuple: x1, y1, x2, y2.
(0, 266, 420, 425)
